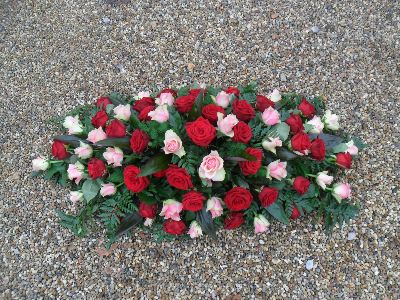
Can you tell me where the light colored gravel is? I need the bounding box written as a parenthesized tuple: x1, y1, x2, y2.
(0, 0, 399, 299)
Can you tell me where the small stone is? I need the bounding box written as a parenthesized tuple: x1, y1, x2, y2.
(271, 13, 279, 19)
(272, 258, 280, 265)
(311, 26, 320, 33)
(306, 260, 314, 270)
(348, 232, 356, 241)
(101, 17, 111, 24)
(115, 64, 126, 73)
(259, 240, 265, 245)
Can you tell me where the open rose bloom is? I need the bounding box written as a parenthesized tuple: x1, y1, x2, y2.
(32, 84, 364, 244)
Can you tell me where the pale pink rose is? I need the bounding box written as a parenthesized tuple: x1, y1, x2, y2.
(268, 89, 281, 102)
(254, 215, 269, 234)
(103, 147, 124, 167)
(267, 160, 287, 180)
(148, 105, 169, 123)
(188, 221, 203, 238)
(74, 142, 93, 159)
(113, 104, 131, 121)
(32, 157, 49, 171)
(87, 127, 107, 143)
(67, 162, 85, 184)
(156, 92, 175, 106)
(332, 183, 351, 202)
(262, 137, 282, 154)
(262, 107, 281, 125)
(217, 113, 239, 137)
(198, 150, 225, 182)
(316, 171, 334, 190)
(163, 129, 186, 157)
(345, 140, 359, 156)
(306, 116, 324, 134)
(100, 183, 116, 197)
(63, 115, 83, 134)
(206, 197, 223, 218)
(138, 91, 151, 98)
(70, 191, 83, 203)
(160, 199, 183, 221)
(214, 91, 231, 108)
(144, 218, 154, 227)
(323, 110, 339, 130)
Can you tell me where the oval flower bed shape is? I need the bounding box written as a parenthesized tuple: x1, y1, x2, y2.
(32, 82, 365, 245)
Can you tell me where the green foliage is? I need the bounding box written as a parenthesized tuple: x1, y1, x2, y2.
(44, 163, 68, 186)
(138, 153, 171, 177)
(177, 85, 190, 97)
(108, 92, 128, 105)
(94, 137, 130, 150)
(81, 179, 101, 202)
(196, 207, 217, 238)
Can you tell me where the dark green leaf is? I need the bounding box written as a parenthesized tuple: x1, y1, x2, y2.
(196, 207, 217, 238)
(108, 92, 127, 105)
(138, 153, 171, 177)
(137, 191, 158, 204)
(177, 85, 190, 97)
(266, 202, 289, 224)
(309, 133, 342, 149)
(82, 179, 100, 202)
(108, 169, 123, 183)
(276, 148, 299, 160)
(94, 137, 130, 149)
(232, 176, 250, 189)
(115, 211, 143, 237)
(53, 135, 88, 147)
(238, 150, 257, 162)
(188, 89, 205, 120)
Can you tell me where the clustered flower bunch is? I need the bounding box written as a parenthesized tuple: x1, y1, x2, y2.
(32, 82, 364, 243)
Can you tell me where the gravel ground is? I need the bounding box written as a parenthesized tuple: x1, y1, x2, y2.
(1, 0, 399, 299)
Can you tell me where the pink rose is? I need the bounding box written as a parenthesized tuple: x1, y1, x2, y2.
(214, 91, 231, 108)
(67, 162, 85, 184)
(156, 92, 175, 106)
(198, 150, 225, 182)
(63, 115, 83, 134)
(345, 140, 359, 155)
(206, 197, 223, 218)
(87, 127, 107, 143)
(113, 104, 131, 121)
(217, 113, 239, 137)
(160, 199, 183, 221)
(138, 91, 151, 98)
(316, 171, 333, 190)
(103, 147, 124, 167)
(188, 221, 203, 238)
(163, 129, 186, 157)
(261, 107, 280, 125)
(332, 183, 351, 202)
(306, 116, 324, 134)
(70, 191, 83, 203)
(32, 157, 49, 171)
(262, 137, 282, 154)
(74, 142, 93, 159)
(254, 215, 269, 233)
(268, 89, 281, 102)
(100, 183, 116, 197)
(267, 160, 287, 181)
(148, 105, 169, 123)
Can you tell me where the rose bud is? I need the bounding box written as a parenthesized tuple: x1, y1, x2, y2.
(262, 137, 282, 154)
(32, 157, 50, 172)
(336, 152, 352, 169)
(291, 132, 311, 155)
(258, 187, 279, 207)
(292, 176, 311, 195)
(198, 150, 225, 182)
(232, 99, 255, 122)
(63, 115, 83, 135)
(323, 110, 339, 130)
(332, 183, 351, 202)
(159, 199, 183, 221)
(51, 140, 69, 160)
(232, 121, 252, 143)
(139, 202, 158, 219)
(225, 86, 240, 98)
(239, 148, 263, 176)
(138, 105, 155, 121)
(254, 215, 270, 234)
(345, 140, 359, 155)
(316, 171, 334, 190)
(175, 95, 196, 113)
(186, 116, 216, 147)
(206, 197, 224, 218)
(70, 191, 83, 203)
(223, 212, 245, 230)
(217, 113, 239, 137)
(100, 183, 116, 197)
(267, 160, 287, 181)
(67, 161, 85, 184)
(157, 88, 177, 98)
(95, 97, 112, 110)
(133, 96, 154, 112)
(306, 116, 324, 134)
(298, 98, 315, 118)
(268, 89, 281, 102)
(105, 119, 126, 138)
(261, 107, 281, 126)
(123, 165, 150, 193)
(91, 110, 109, 128)
(285, 113, 304, 133)
(310, 138, 326, 161)
(290, 206, 301, 220)
(130, 129, 150, 153)
(188, 221, 203, 238)
(87, 158, 106, 179)
(148, 105, 169, 123)
(87, 127, 107, 143)
(103, 147, 124, 167)
(113, 104, 131, 121)
(137, 91, 151, 98)
(156, 92, 175, 106)
(256, 94, 275, 112)
(163, 129, 186, 157)
(163, 219, 187, 235)
(202, 104, 226, 123)
(214, 91, 231, 108)
(74, 142, 93, 159)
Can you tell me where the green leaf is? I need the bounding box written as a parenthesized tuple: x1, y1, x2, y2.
(108, 169, 123, 183)
(105, 104, 115, 114)
(232, 176, 250, 189)
(332, 143, 348, 154)
(137, 191, 158, 204)
(266, 202, 289, 224)
(82, 179, 100, 202)
(268, 123, 290, 141)
(94, 137, 130, 149)
(188, 89, 205, 120)
(276, 148, 299, 160)
(350, 136, 367, 151)
(53, 135, 88, 147)
(108, 92, 127, 105)
(300, 184, 318, 199)
(115, 211, 143, 237)
(309, 133, 342, 149)
(177, 85, 190, 97)
(138, 153, 171, 177)
(238, 150, 257, 162)
(196, 207, 217, 238)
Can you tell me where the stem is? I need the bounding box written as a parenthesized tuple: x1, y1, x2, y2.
(306, 174, 317, 178)
(50, 160, 64, 164)
(116, 182, 124, 188)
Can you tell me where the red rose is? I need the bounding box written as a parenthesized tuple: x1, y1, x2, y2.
(239, 148, 262, 176)
(291, 132, 311, 154)
(336, 152, 352, 169)
(223, 212, 245, 230)
(256, 95, 275, 112)
(130, 129, 150, 153)
(106, 119, 126, 137)
(182, 191, 206, 212)
(189, 88, 202, 98)
(175, 95, 196, 113)
(163, 219, 187, 235)
(91, 110, 109, 128)
(87, 158, 106, 179)
(123, 165, 150, 193)
(232, 99, 255, 122)
(258, 187, 279, 207)
(298, 98, 315, 118)
(157, 88, 177, 98)
(165, 165, 193, 190)
(310, 138, 326, 161)
(201, 104, 225, 123)
(224, 187, 253, 211)
(138, 202, 158, 219)
(232, 121, 252, 143)
(290, 206, 301, 220)
(285, 113, 304, 133)
(293, 176, 310, 195)
(225, 86, 240, 98)
(185, 117, 216, 147)
(95, 97, 112, 110)
(138, 105, 155, 121)
(153, 169, 167, 178)
(133, 97, 155, 112)
(51, 140, 69, 160)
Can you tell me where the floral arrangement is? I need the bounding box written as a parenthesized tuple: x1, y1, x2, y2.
(32, 82, 365, 244)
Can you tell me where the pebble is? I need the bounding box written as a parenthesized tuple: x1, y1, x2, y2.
(347, 232, 357, 241)
(306, 260, 314, 270)
(311, 26, 320, 33)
